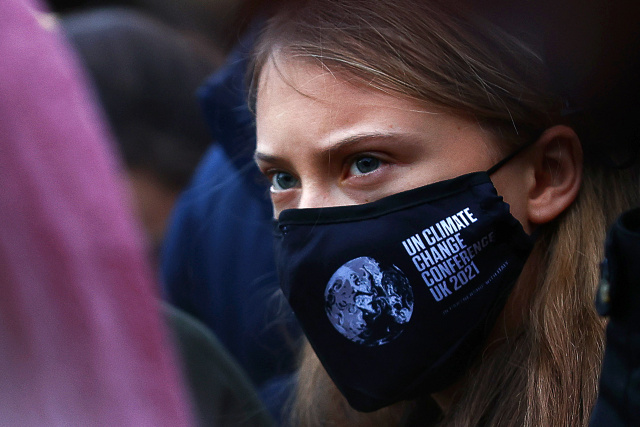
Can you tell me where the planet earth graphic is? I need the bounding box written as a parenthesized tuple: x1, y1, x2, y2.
(325, 256, 414, 346)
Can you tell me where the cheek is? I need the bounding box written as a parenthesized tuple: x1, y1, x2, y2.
(490, 167, 532, 233)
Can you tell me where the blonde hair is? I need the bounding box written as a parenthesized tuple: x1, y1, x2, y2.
(251, 0, 640, 425)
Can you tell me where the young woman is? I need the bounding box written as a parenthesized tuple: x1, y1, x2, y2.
(251, 0, 639, 425)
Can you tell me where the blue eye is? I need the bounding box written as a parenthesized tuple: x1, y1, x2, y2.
(350, 156, 381, 175)
(271, 172, 299, 191)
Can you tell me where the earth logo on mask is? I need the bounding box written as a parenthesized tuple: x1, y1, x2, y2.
(324, 256, 414, 346)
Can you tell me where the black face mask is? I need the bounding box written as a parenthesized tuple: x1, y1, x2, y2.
(273, 158, 534, 412)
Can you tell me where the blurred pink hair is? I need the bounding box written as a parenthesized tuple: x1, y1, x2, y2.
(0, 0, 193, 425)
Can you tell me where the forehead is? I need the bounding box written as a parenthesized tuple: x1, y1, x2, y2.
(259, 56, 364, 100)
(256, 55, 426, 112)
(255, 57, 448, 152)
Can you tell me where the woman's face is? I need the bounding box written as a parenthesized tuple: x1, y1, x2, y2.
(255, 58, 531, 230)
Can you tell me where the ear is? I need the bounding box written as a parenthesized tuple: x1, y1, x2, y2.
(527, 125, 583, 224)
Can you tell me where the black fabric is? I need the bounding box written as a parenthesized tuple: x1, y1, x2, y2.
(278, 172, 488, 224)
(163, 303, 276, 427)
(274, 172, 533, 411)
(591, 209, 640, 426)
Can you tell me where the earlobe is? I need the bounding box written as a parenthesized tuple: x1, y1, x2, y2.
(527, 125, 583, 224)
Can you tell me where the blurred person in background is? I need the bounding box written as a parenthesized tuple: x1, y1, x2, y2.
(160, 0, 303, 422)
(0, 0, 194, 423)
(60, 8, 278, 425)
(62, 7, 222, 265)
(60, 0, 303, 421)
(57, 0, 301, 421)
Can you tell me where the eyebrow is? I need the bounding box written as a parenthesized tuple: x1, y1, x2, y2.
(254, 131, 415, 164)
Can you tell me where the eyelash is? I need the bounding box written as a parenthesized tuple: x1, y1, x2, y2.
(347, 154, 384, 177)
(268, 170, 299, 191)
(261, 153, 388, 192)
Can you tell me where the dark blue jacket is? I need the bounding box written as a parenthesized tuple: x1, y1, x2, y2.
(591, 208, 640, 426)
(161, 26, 300, 421)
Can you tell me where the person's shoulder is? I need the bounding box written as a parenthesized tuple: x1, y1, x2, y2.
(162, 302, 276, 427)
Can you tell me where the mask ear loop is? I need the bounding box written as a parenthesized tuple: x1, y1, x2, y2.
(486, 126, 547, 176)
(486, 138, 537, 176)
(485, 133, 543, 240)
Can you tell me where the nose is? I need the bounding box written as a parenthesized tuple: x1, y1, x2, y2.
(297, 184, 354, 210)
(297, 185, 332, 210)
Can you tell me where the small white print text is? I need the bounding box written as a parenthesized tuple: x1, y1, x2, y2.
(401, 207, 494, 302)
